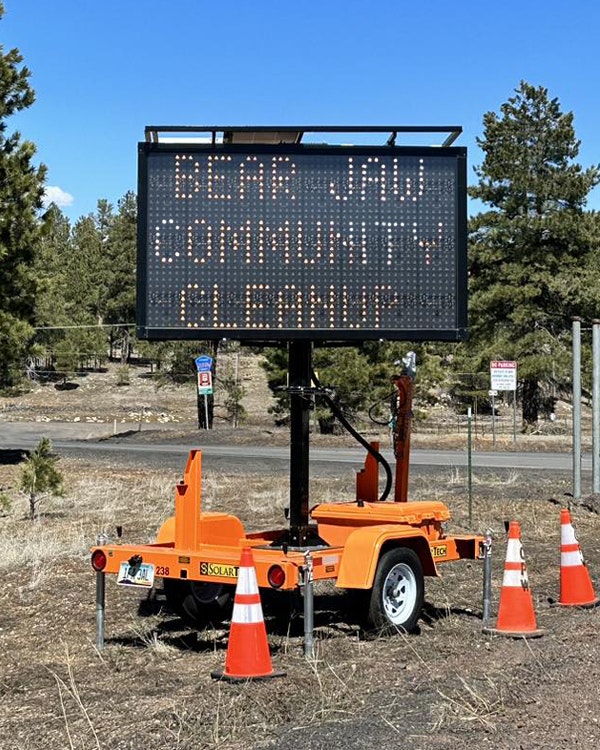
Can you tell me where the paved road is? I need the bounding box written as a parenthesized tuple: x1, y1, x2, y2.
(0, 420, 584, 475)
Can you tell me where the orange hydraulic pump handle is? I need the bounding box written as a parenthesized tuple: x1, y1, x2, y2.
(391, 353, 416, 502)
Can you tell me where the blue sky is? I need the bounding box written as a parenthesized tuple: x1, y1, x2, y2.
(3, 0, 600, 222)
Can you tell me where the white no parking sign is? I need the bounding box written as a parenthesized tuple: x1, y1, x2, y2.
(489, 360, 518, 446)
(490, 361, 517, 391)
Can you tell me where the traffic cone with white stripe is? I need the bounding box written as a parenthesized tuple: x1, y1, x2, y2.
(211, 547, 285, 682)
(559, 508, 599, 608)
(483, 520, 545, 638)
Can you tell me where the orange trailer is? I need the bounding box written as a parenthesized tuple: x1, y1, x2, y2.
(91, 355, 484, 635)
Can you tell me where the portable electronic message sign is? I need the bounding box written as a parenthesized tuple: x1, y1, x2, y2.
(137, 131, 467, 342)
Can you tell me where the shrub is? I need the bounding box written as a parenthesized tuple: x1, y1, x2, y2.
(19, 437, 65, 520)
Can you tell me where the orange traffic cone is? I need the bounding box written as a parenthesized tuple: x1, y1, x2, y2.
(211, 548, 285, 682)
(483, 521, 545, 638)
(559, 508, 599, 608)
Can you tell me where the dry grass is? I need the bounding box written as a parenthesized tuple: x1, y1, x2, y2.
(1, 446, 600, 749)
(2, 359, 599, 748)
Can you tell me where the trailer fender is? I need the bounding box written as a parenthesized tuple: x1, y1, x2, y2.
(156, 516, 175, 544)
(154, 512, 246, 547)
(336, 525, 437, 590)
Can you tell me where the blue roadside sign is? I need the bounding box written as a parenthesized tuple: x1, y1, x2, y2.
(195, 355, 213, 373)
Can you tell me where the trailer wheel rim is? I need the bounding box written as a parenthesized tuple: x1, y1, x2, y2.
(382, 562, 417, 626)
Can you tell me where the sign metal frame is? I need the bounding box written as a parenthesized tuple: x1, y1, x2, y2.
(137, 128, 467, 344)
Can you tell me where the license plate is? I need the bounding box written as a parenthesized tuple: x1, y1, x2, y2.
(117, 562, 155, 588)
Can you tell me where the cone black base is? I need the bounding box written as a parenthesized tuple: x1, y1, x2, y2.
(558, 598, 600, 609)
(482, 627, 545, 639)
(211, 669, 286, 683)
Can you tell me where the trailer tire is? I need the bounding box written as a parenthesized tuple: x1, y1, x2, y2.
(368, 547, 424, 633)
(163, 578, 233, 627)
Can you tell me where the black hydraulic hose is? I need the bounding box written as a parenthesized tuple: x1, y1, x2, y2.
(368, 391, 397, 425)
(311, 369, 393, 502)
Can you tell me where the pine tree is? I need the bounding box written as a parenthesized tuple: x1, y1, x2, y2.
(312, 347, 374, 433)
(467, 81, 600, 426)
(34, 204, 72, 359)
(57, 210, 110, 367)
(105, 191, 137, 361)
(68, 214, 106, 325)
(19, 436, 64, 520)
(0, 3, 47, 386)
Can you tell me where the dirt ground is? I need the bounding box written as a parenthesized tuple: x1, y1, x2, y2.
(1, 360, 599, 749)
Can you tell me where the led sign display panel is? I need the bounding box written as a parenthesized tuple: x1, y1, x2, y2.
(137, 143, 467, 341)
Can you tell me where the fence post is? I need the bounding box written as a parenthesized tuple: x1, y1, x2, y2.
(573, 317, 582, 499)
(467, 407, 473, 527)
(593, 320, 600, 494)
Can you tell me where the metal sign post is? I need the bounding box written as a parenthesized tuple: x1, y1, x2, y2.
(489, 390, 497, 448)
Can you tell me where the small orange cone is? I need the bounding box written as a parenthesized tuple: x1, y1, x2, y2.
(559, 509, 599, 608)
(483, 521, 545, 638)
(211, 548, 285, 682)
